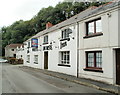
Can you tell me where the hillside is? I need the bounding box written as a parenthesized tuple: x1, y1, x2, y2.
(1, 2, 106, 56)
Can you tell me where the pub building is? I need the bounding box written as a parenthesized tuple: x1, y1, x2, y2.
(21, 2, 120, 85)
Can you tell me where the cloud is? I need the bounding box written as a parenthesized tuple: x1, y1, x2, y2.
(0, 0, 63, 27)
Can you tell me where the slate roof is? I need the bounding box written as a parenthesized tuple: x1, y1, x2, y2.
(5, 44, 23, 48)
(25, 1, 120, 42)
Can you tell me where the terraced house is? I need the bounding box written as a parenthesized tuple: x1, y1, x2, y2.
(20, 1, 120, 85)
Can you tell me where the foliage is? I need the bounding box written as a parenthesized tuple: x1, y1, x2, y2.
(1, 1, 106, 56)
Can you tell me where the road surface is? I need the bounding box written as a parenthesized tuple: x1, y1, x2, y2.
(1, 63, 114, 94)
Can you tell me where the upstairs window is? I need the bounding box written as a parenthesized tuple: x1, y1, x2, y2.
(62, 29, 69, 39)
(28, 42, 30, 48)
(43, 35, 48, 44)
(85, 18, 102, 38)
(61, 28, 72, 41)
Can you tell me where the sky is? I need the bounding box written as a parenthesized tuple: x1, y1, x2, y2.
(0, 0, 64, 28)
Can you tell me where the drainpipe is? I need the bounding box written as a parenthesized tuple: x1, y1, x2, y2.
(77, 21, 79, 78)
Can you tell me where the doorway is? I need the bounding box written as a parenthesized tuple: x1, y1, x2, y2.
(116, 49, 120, 85)
(44, 52, 48, 69)
(13, 54, 16, 58)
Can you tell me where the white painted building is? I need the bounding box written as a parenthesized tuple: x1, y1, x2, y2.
(78, 2, 120, 84)
(5, 44, 23, 58)
(22, 2, 120, 85)
(24, 20, 78, 76)
(16, 45, 24, 60)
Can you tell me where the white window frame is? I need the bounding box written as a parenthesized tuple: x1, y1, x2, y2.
(60, 51, 70, 65)
(61, 28, 72, 39)
(27, 55, 30, 63)
(43, 35, 48, 44)
(34, 55, 38, 64)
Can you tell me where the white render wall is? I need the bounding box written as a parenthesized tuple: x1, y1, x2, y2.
(23, 38, 43, 69)
(5, 47, 16, 58)
(16, 47, 24, 59)
(24, 24, 78, 76)
(23, 6, 120, 84)
(79, 8, 119, 84)
(44, 25, 78, 76)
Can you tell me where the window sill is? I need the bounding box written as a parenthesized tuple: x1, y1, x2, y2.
(83, 32, 103, 39)
(34, 62, 38, 64)
(26, 61, 30, 63)
(83, 68, 103, 73)
(58, 64, 70, 67)
(43, 42, 48, 45)
(60, 38, 70, 41)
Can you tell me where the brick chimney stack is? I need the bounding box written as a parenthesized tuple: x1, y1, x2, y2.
(46, 22, 53, 29)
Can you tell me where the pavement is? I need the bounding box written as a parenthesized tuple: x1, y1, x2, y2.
(19, 66, 120, 95)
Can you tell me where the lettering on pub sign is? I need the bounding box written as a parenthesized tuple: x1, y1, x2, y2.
(43, 45, 52, 50)
(60, 41, 67, 49)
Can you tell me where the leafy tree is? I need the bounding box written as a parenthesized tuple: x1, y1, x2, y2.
(1, 1, 106, 56)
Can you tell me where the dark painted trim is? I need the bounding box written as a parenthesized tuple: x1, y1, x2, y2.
(26, 61, 30, 63)
(58, 64, 70, 67)
(34, 62, 38, 64)
(43, 42, 48, 45)
(60, 38, 70, 41)
(83, 68, 103, 73)
(83, 32, 103, 39)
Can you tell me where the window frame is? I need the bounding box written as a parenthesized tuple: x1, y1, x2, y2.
(43, 35, 48, 44)
(84, 18, 103, 38)
(84, 51, 103, 72)
(34, 55, 38, 64)
(60, 28, 72, 41)
(58, 51, 70, 67)
(11, 49, 14, 51)
(27, 55, 30, 63)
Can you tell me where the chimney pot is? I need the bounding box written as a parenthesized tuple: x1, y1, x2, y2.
(46, 22, 53, 29)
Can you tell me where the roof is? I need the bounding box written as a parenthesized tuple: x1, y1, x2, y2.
(25, 1, 120, 42)
(5, 44, 23, 48)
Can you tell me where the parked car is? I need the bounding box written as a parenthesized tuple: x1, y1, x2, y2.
(0, 58, 8, 63)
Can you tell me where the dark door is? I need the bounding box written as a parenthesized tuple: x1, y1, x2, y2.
(13, 54, 16, 58)
(116, 49, 120, 85)
(44, 52, 48, 69)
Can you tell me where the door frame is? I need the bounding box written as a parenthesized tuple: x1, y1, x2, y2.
(116, 48, 120, 85)
(44, 51, 48, 69)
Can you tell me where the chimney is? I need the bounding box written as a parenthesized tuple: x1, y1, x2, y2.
(46, 22, 53, 29)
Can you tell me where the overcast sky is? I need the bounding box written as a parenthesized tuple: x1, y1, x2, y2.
(0, 0, 63, 27)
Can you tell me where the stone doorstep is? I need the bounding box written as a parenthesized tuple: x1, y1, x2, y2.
(20, 66, 119, 95)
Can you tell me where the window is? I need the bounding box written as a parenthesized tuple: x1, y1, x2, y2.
(61, 28, 72, 41)
(58, 51, 70, 67)
(28, 42, 30, 48)
(34, 55, 38, 64)
(85, 51, 102, 71)
(43, 35, 48, 44)
(13, 54, 16, 58)
(27, 55, 30, 63)
(85, 18, 102, 38)
(11, 49, 14, 51)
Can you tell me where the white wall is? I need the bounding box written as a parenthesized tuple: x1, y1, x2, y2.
(23, 38, 43, 69)
(79, 9, 119, 84)
(24, 24, 78, 76)
(5, 47, 16, 58)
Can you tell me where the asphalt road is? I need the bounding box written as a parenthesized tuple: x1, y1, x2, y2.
(1, 63, 114, 94)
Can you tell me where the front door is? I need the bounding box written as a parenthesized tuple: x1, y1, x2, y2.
(116, 49, 120, 85)
(13, 54, 16, 58)
(44, 52, 48, 69)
